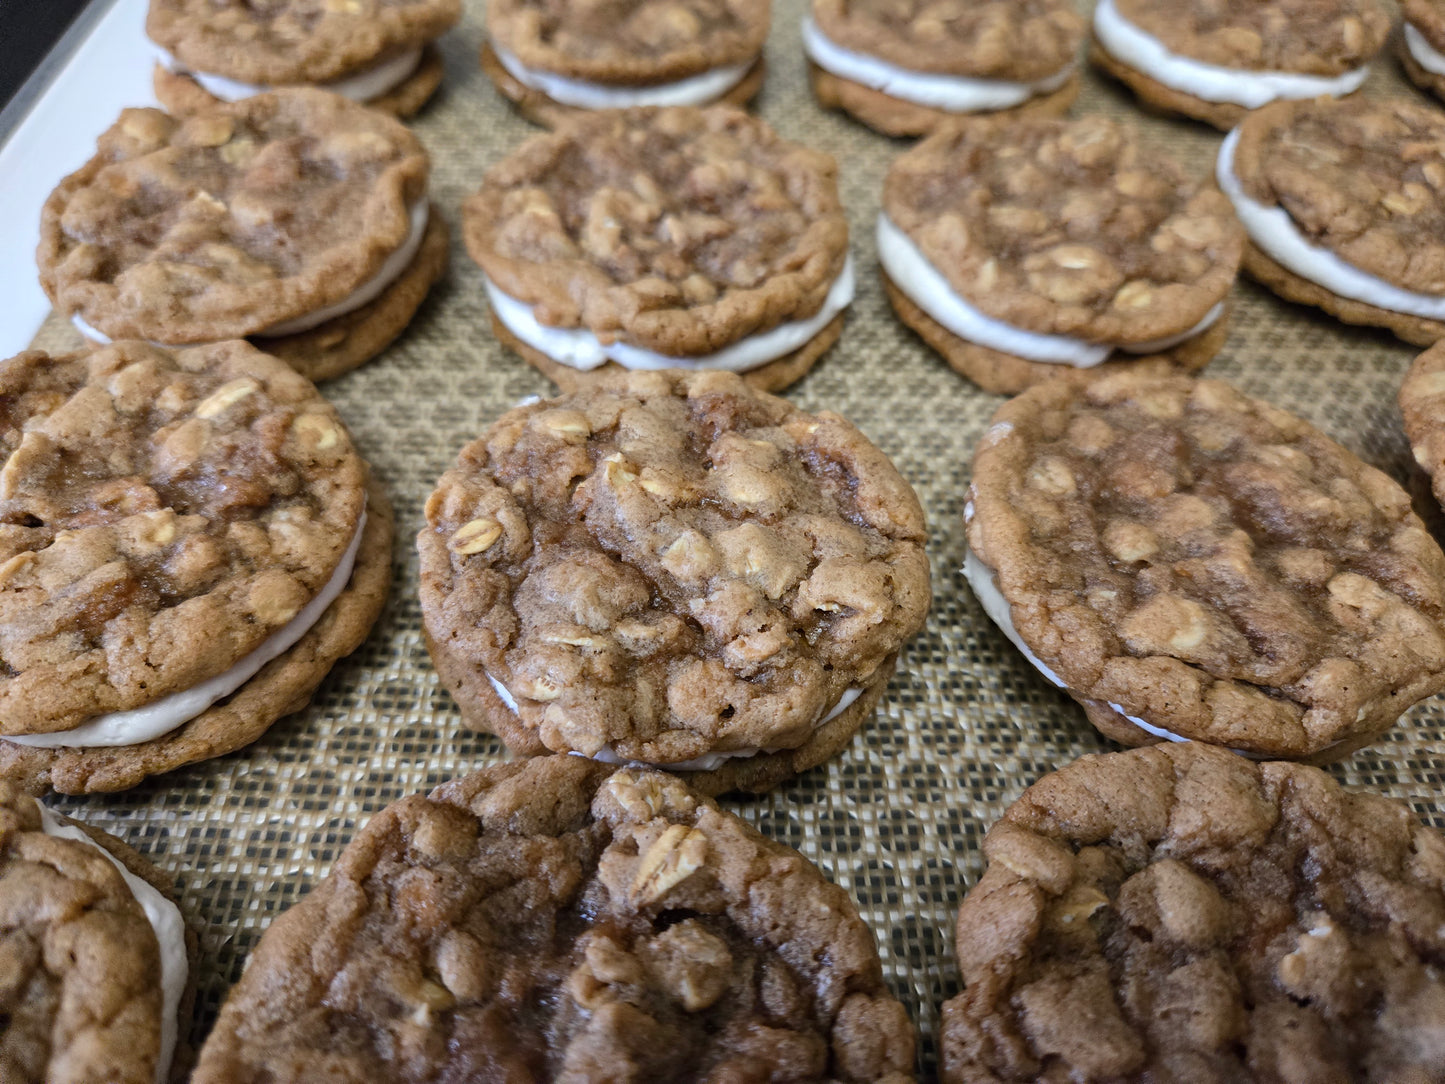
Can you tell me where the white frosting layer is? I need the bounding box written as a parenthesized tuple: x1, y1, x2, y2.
(801, 16, 1073, 112)
(7, 511, 366, 749)
(878, 216, 1222, 365)
(1217, 128, 1445, 321)
(491, 43, 753, 108)
(158, 45, 423, 104)
(1406, 23, 1445, 77)
(1093, 0, 1370, 108)
(485, 256, 855, 373)
(36, 803, 187, 1084)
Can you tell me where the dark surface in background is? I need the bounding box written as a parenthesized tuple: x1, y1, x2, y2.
(0, 0, 93, 114)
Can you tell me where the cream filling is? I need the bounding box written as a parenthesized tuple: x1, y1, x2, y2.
(6, 511, 365, 749)
(157, 45, 423, 104)
(36, 802, 186, 1084)
(1406, 23, 1445, 77)
(73, 200, 429, 345)
(1217, 128, 1445, 320)
(878, 215, 1223, 366)
(801, 16, 1073, 112)
(488, 673, 863, 771)
(1093, 0, 1370, 108)
(484, 256, 855, 373)
(491, 43, 753, 108)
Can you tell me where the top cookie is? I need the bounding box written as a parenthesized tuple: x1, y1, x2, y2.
(488, 0, 769, 83)
(941, 741, 1445, 1082)
(967, 371, 1445, 759)
(419, 369, 929, 767)
(147, 0, 461, 86)
(810, 0, 1082, 82)
(463, 106, 848, 358)
(1230, 97, 1445, 295)
(192, 756, 917, 1082)
(1111, 0, 1388, 76)
(39, 90, 428, 345)
(883, 116, 1243, 344)
(0, 341, 366, 738)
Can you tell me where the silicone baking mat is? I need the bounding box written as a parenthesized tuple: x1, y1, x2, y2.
(25, 1, 1445, 1074)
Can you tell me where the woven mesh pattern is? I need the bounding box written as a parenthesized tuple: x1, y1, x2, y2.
(26, 4, 1445, 1074)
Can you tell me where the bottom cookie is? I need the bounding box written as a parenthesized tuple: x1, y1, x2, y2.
(883, 271, 1228, 395)
(1088, 38, 1247, 131)
(808, 63, 1078, 139)
(1401, 34, 1445, 106)
(192, 756, 917, 1082)
(1243, 241, 1445, 348)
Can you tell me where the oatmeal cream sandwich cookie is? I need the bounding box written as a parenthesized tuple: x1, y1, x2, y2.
(1402, 0, 1445, 106)
(965, 371, 1445, 762)
(193, 757, 916, 1082)
(1, 780, 193, 1084)
(146, 0, 460, 119)
(483, 0, 769, 128)
(941, 742, 1445, 1083)
(1220, 96, 1445, 347)
(1091, 0, 1389, 130)
(881, 116, 1242, 395)
(804, 0, 1083, 138)
(464, 106, 853, 394)
(0, 341, 392, 796)
(418, 370, 930, 795)
(38, 89, 448, 383)
(1401, 340, 1445, 520)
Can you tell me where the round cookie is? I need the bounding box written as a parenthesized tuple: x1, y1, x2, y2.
(1402, 0, 1445, 106)
(1091, 0, 1389, 130)
(940, 742, 1445, 1082)
(1400, 340, 1445, 521)
(464, 106, 854, 392)
(803, 0, 1083, 138)
(484, 0, 769, 127)
(192, 756, 917, 1082)
(1, 780, 195, 1084)
(965, 371, 1445, 761)
(418, 370, 930, 795)
(38, 89, 447, 381)
(1220, 96, 1445, 347)
(146, 0, 459, 118)
(0, 341, 392, 795)
(881, 116, 1242, 395)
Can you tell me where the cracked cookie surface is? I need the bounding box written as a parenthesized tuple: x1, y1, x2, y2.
(463, 106, 849, 358)
(883, 116, 1242, 345)
(418, 370, 929, 773)
(967, 371, 1445, 758)
(941, 742, 1445, 1083)
(193, 756, 916, 1083)
(39, 89, 428, 345)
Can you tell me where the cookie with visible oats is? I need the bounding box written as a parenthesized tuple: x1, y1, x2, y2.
(965, 371, 1445, 760)
(1, 779, 196, 1084)
(193, 756, 917, 1082)
(462, 106, 854, 394)
(1221, 97, 1445, 347)
(940, 742, 1445, 1083)
(880, 116, 1242, 395)
(38, 89, 447, 382)
(483, 0, 768, 128)
(147, 0, 459, 119)
(1400, 340, 1445, 520)
(0, 341, 392, 795)
(418, 370, 929, 795)
(1090, 0, 1389, 130)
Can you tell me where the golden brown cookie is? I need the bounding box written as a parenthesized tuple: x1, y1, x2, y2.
(417, 370, 930, 794)
(880, 116, 1242, 394)
(0, 342, 392, 794)
(192, 757, 917, 1082)
(966, 370, 1445, 760)
(803, 0, 1083, 137)
(941, 742, 1445, 1083)
(1400, 340, 1445, 521)
(146, 0, 459, 114)
(39, 90, 445, 379)
(463, 106, 853, 392)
